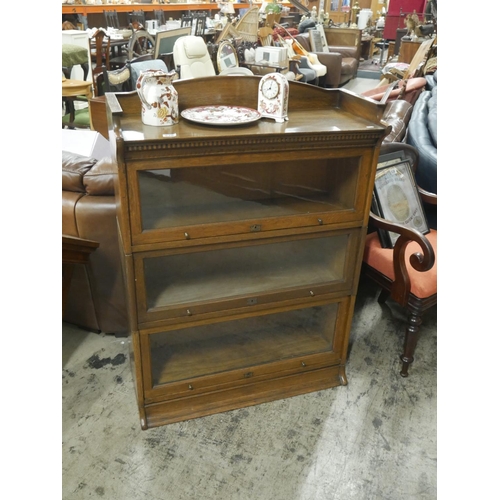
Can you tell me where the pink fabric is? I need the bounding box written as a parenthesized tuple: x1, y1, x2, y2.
(363, 229, 437, 299)
(361, 77, 427, 103)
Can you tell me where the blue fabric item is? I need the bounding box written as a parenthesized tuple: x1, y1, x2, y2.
(407, 87, 438, 228)
(298, 19, 316, 33)
(130, 60, 169, 88)
(427, 87, 437, 147)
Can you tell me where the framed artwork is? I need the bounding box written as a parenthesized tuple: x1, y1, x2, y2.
(376, 151, 405, 169)
(154, 27, 191, 59)
(315, 24, 329, 52)
(373, 160, 429, 248)
(309, 30, 324, 53)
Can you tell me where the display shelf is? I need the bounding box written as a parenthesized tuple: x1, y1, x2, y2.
(107, 75, 389, 429)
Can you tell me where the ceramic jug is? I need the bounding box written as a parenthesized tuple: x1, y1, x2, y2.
(136, 69, 179, 127)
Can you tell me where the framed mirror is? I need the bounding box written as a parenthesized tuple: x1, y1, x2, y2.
(217, 40, 239, 73)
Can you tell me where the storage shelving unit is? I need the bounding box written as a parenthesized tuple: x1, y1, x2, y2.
(107, 75, 388, 429)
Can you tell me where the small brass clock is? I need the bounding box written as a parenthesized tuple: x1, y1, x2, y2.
(257, 73, 289, 123)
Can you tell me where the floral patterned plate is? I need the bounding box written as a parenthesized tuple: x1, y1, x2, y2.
(181, 105, 261, 126)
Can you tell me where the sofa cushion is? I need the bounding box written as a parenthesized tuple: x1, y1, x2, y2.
(83, 157, 117, 196)
(62, 151, 98, 193)
(328, 46, 357, 59)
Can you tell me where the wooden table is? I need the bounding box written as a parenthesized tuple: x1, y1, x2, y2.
(62, 77, 94, 128)
(62, 235, 99, 316)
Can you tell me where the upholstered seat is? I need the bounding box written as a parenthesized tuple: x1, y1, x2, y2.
(173, 35, 216, 79)
(363, 143, 437, 377)
(364, 230, 437, 299)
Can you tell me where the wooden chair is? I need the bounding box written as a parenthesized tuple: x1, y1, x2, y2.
(181, 13, 194, 29)
(380, 37, 437, 84)
(363, 143, 437, 377)
(89, 28, 111, 97)
(127, 10, 146, 29)
(104, 9, 120, 29)
(154, 9, 166, 27)
(192, 13, 207, 37)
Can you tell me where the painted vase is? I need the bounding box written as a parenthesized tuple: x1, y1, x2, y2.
(136, 69, 179, 127)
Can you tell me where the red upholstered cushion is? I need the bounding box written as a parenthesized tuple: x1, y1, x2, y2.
(362, 77, 427, 102)
(363, 229, 437, 299)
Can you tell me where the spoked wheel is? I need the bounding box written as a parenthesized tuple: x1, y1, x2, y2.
(127, 30, 155, 60)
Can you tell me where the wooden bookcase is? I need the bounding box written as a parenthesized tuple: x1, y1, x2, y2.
(106, 76, 389, 429)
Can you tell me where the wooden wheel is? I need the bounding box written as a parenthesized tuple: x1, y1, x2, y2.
(128, 30, 155, 60)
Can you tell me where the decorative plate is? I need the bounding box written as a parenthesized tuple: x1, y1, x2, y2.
(181, 106, 261, 126)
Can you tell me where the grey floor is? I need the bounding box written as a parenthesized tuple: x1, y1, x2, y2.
(62, 274, 436, 500)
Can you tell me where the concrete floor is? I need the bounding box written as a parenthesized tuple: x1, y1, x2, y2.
(62, 275, 437, 500)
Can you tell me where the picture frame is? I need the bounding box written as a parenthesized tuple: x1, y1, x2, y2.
(315, 24, 330, 53)
(376, 151, 405, 169)
(154, 26, 192, 59)
(373, 160, 429, 248)
(309, 30, 325, 53)
(371, 151, 408, 247)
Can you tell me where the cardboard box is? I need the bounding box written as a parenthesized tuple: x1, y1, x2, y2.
(62, 130, 111, 160)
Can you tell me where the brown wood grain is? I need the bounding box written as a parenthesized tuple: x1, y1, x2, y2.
(108, 77, 388, 428)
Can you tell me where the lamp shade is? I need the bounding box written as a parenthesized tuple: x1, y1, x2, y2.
(220, 2, 235, 14)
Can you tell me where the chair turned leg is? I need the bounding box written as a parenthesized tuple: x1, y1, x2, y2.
(400, 311, 422, 377)
(378, 289, 390, 304)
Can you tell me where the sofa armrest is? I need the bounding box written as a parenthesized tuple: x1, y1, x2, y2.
(83, 157, 117, 196)
(62, 151, 98, 193)
(314, 51, 342, 88)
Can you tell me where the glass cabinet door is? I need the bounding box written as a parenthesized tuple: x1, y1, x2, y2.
(129, 155, 366, 244)
(142, 300, 345, 401)
(134, 231, 359, 325)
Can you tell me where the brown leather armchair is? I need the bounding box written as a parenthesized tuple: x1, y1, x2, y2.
(294, 31, 359, 88)
(62, 151, 128, 335)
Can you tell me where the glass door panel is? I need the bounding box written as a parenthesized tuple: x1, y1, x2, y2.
(149, 302, 339, 387)
(137, 157, 360, 232)
(142, 234, 349, 312)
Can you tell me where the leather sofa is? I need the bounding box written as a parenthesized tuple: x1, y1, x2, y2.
(294, 32, 359, 88)
(407, 71, 437, 227)
(62, 151, 128, 335)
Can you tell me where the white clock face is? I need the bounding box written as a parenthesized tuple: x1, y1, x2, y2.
(262, 78, 280, 100)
